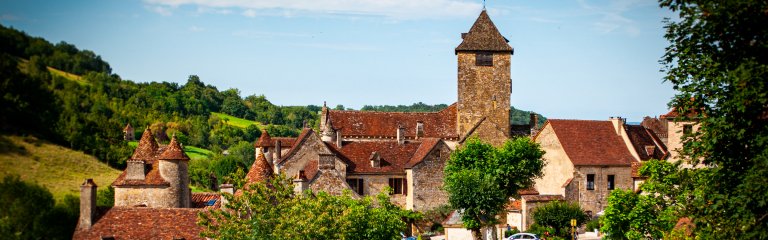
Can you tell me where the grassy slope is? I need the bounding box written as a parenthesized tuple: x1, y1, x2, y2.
(211, 112, 264, 129)
(17, 58, 89, 85)
(0, 135, 121, 202)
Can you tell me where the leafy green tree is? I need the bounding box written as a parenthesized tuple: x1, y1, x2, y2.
(198, 175, 410, 240)
(228, 140, 256, 167)
(532, 201, 587, 237)
(444, 138, 545, 240)
(0, 175, 76, 239)
(654, 0, 768, 238)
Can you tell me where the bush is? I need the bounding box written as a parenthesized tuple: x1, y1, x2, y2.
(586, 218, 600, 232)
(532, 201, 588, 237)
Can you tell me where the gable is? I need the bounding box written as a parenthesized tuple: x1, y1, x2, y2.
(548, 119, 634, 166)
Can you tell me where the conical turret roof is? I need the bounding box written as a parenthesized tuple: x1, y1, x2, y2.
(158, 135, 190, 161)
(246, 152, 274, 184)
(254, 130, 274, 147)
(131, 127, 159, 161)
(455, 10, 513, 53)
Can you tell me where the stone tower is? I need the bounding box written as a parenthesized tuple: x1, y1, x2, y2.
(157, 135, 191, 208)
(456, 10, 514, 145)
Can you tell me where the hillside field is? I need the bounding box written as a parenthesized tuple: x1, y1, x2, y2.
(0, 135, 121, 202)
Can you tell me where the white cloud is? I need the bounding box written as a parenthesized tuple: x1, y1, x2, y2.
(143, 0, 482, 19)
(577, 0, 652, 37)
(146, 5, 174, 16)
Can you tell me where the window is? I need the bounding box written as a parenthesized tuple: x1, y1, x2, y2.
(607, 175, 615, 190)
(683, 124, 693, 135)
(388, 178, 407, 195)
(586, 174, 595, 190)
(346, 178, 364, 195)
(476, 52, 493, 66)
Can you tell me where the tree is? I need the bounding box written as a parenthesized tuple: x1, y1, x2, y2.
(658, 0, 768, 238)
(532, 201, 588, 238)
(197, 175, 411, 240)
(444, 138, 545, 240)
(0, 175, 77, 239)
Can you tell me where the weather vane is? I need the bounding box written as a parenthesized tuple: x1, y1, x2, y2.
(483, 0, 486, 10)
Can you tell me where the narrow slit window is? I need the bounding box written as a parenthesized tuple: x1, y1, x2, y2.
(607, 175, 615, 190)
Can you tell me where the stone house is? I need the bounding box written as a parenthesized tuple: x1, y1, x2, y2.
(122, 123, 134, 141)
(73, 127, 223, 239)
(641, 108, 700, 165)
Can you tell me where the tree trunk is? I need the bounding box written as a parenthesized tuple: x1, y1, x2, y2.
(471, 228, 483, 240)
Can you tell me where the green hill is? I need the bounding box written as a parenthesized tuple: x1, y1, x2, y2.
(0, 135, 121, 202)
(211, 112, 264, 129)
(127, 141, 212, 161)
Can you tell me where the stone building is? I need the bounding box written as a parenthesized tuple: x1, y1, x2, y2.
(73, 127, 223, 239)
(241, 10, 529, 213)
(641, 108, 700, 165)
(122, 123, 134, 141)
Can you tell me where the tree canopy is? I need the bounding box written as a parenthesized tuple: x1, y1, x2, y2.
(444, 138, 545, 239)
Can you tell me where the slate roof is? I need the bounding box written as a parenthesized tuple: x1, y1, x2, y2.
(543, 119, 635, 166)
(625, 125, 668, 160)
(245, 152, 273, 184)
(73, 207, 205, 240)
(157, 135, 190, 161)
(327, 103, 457, 140)
(455, 10, 513, 53)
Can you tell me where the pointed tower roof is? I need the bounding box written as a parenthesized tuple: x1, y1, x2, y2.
(131, 127, 159, 161)
(254, 130, 274, 147)
(158, 135, 190, 161)
(246, 152, 274, 184)
(455, 10, 513, 53)
(123, 123, 133, 132)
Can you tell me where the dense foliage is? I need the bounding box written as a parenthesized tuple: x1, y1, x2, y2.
(531, 201, 588, 238)
(361, 103, 546, 126)
(444, 138, 545, 240)
(644, 0, 768, 238)
(0, 175, 79, 239)
(198, 175, 413, 240)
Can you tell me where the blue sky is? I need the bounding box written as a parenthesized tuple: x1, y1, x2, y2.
(0, 0, 676, 121)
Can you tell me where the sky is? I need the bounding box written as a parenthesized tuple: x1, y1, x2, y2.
(0, 0, 677, 122)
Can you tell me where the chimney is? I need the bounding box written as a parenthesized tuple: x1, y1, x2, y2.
(369, 152, 381, 168)
(79, 179, 97, 229)
(319, 154, 335, 170)
(336, 130, 343, 148)
(529, 113, 539, 130)
(610, 117, 625, 136)
(416, 121, 424, 139)
(275, 140, 282, 162)
(461, 33, 468, 39)
(293, 170, 309, 194)
(125, 159, 145, 180)
(219, 184, 234, 210)
(397, 125, 405, 145)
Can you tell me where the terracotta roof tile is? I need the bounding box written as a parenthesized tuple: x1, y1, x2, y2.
(631, 161, 644, 178)
(157, 135, 190, 161)
(506, 200, 522, 211)
(660, 107, 700, 119)
(625, 125, 668, 161)
(191, 192, 220, 209)
(272, 137, 296, 147)
(328, 103, 457, 140)
(521, 194, 564, 202)
(254, 130, 273, 147)
(73, 207, 205, 240)
(112, 158, 170, 187)
(123, 123, 133, 132)
(455, 10, 513, 53)
(518, 187, 539, 195)
(404, 138, 442, 168)
(301, 158, 319, 181)
(245, 152, 273, 185)
(131, 128, 159, 161)
(327, 140, 421, 174)
(546, 119, 634, 166)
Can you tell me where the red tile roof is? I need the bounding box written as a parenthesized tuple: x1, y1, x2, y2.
(254, 130, 273, 147)
(272, 137, 296, 147)
(157, 135, 190, 161)
(123, 123, 133, 132)
(301, 158, 320, 180)
(327, 103, 457, 140)
(73, 207, 205, 240)
(660, 107, 700, 119)
(521, 194, 564, 202)
(245, 152, 273, 185)
(625, 125, 668, 161)
(112, 157, 170, 187)
(455, 10, 513, 53)
(327, 140, 422, 174)
(506, 200, 522, 211)
(544, 119, 634, 166)
(404, 138, 442, 168)
(518, 187, 539, 195)
(131, 127, 159, 161)
(191, 192, 221, 209)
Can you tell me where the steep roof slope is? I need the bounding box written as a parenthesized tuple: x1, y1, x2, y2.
(73, 207, 205, 240)
(547, 119, 634, 166)
(455, 10, 513, 53)
(328, 103, 457, 139)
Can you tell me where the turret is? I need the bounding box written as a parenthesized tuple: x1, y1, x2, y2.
(320, 102, 336, 142)
(157, 134, 191, 208)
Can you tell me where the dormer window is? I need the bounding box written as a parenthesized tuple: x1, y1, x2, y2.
(476, 52, 493, 66)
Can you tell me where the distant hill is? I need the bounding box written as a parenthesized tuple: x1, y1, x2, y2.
(0, 135, 121, 202)
(361, 102, 546, 125)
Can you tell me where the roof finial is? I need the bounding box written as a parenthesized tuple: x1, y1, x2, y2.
(483, 0, 486, 10)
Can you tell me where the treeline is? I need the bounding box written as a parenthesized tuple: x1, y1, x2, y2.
(0, 24, 317, 169)
(361, 102, 546, 126)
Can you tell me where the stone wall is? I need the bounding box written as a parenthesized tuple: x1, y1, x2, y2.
(408, 142, 451, 211)
(159, 159, 190, 208)
(114, 186, 173, 208)
(278, 133, 341, 178)
(665, 120, 698, 163)
(573, 166, 632, 214)
(534, 124, 574, 195)
(346, 173, 407, 207)
(457, 52, 511, 146)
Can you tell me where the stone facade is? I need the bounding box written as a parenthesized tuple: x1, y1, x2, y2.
(114, 186, 176, 207)
(406, 141, 451, 211)
(158, 159, 190, 208)
(569, 166, 632, 214)
(347, 173, 408, 206)
(533, 124, 574, 196)
(456, 52, 511, 146)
